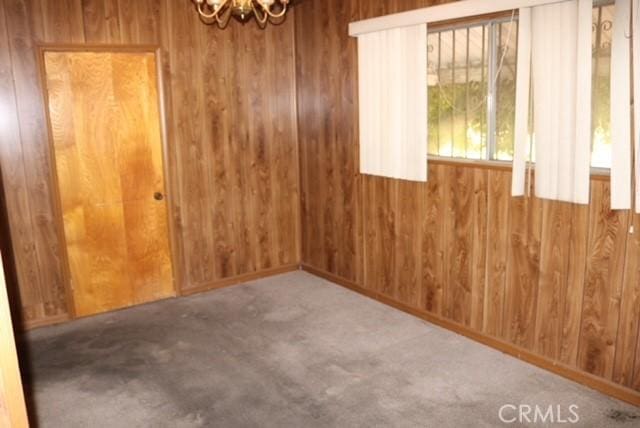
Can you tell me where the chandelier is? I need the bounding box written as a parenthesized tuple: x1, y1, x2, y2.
(193, 0, 290, 27)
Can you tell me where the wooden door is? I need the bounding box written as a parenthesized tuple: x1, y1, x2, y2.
(43, 51, 174, 317)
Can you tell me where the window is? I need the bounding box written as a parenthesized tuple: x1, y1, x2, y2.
(427, 1, 615, 168)
(427, 18, 517, 161)
(591, 1, 614, 169)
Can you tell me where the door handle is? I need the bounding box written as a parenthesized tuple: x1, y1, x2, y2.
(154, 192, 164, 201)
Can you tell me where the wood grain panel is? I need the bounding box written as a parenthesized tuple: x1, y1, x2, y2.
(421, 164, 446, 316)
(579, 181, 628, 379)
(615, 213, 640, 387)
(81, 0, 121, 43)
(364, 176, 397, 298)
(30, 0, 85, 43)
(198, 19, 235, 280)
(266, 10, 301, 267)
(444, 166, 473, 325)
(132, 0, 161, 44)
(483, 169, 510, 337)
(168, 0, 214, 287)
(534, 200, 573, 359)
(0, 0, 47, 324)
(504, 183, 542, 350)
(470, 169, 487, 331)
(559, 203, 589, 366)
(227, 25, 255, 277)
(295, 0, 360, 282)
(4, 0, 67, 321)
(242, 23, 276, 272)
(395, 180, 423, 307)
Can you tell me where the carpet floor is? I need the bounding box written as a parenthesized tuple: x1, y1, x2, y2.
(21, 271, 640, 427)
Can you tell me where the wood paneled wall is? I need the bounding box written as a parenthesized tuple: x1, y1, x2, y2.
(296, 0, 640, 403)
(0, 0, 300, 328)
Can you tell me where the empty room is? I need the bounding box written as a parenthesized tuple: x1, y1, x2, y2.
(1, 0, 640, 426)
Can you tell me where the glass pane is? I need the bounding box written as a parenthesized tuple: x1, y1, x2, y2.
(494, 20, 518, 161)
(427, 23, 489, 159)
(452, 29, 468, 157)
(438, 30, 454, 157)
(591, 3, 613, 168)
(427, 32, 440, 156)
(467, 25, 488, 159)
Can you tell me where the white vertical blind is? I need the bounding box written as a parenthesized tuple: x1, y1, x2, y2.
(512, 0, 592, 204)
(512, 7, 532, 197)
(610, 0, 632, 210)
(357, 24, 428, 182)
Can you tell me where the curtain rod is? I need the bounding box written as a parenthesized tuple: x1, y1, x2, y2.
(348, 0, 571, 36)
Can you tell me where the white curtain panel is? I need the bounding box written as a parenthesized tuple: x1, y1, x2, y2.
(610, 0, 632, 210)
(512, 0, 592, 204)
(357, 24, 428, 182)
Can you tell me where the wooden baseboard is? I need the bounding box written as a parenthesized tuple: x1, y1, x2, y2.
(179, 263, 300, 297)
(300, 263, 640, 407)
(23, 264, 301, 330)
(23, 313, 70, 331)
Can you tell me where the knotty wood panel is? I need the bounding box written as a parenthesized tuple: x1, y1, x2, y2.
(0, 0, 300, 326)
(296, 0, 640, 401)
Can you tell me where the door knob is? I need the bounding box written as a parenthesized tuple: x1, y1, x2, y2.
(154, 192, 164, 201)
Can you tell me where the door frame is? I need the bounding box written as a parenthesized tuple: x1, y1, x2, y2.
(35, 44, 181, 319)
(0, 251, 29, 426)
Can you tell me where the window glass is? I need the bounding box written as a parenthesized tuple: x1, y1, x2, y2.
(428, 24, 491, 159)
(427, 2, 615, 169)
(495, 20, 518, 161)
(591, 2, 613, 169)
(428, 19, 514, 161)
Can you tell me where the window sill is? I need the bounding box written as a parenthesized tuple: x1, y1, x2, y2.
(428, 156, 611, 181)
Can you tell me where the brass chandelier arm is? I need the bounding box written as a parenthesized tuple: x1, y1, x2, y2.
(196, 0, 230, 19)
(215, 6, 233, 27)
(254, 1, 288, 19)
(252, 5, 269, 26)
